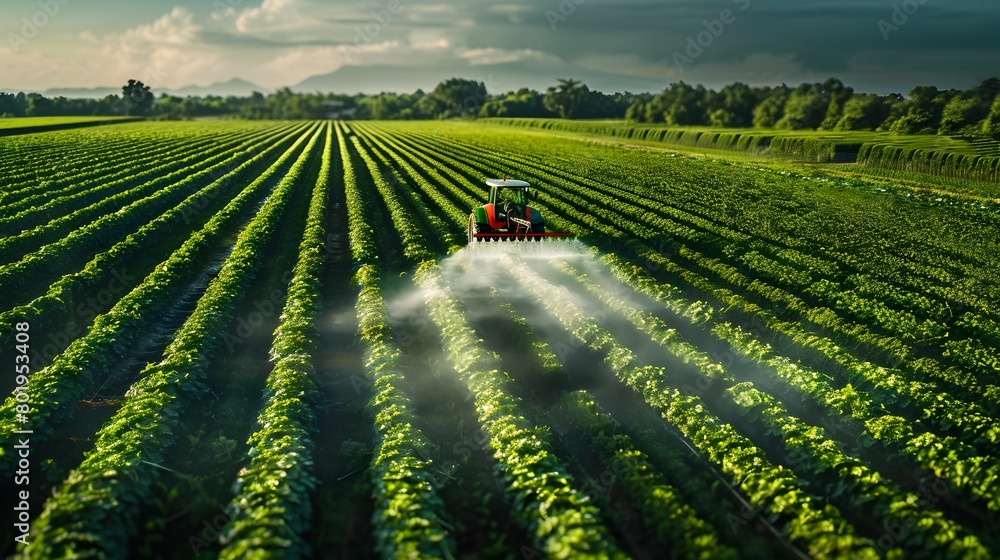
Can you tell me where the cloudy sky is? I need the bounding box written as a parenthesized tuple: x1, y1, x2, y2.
(2, 0, 998, 94)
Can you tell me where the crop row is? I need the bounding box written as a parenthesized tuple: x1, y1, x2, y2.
(381, 126, 1000, 449)
(403, 127, 969, 352)
(0, 126, 249, 225)
(0, 126, 227, 203)
(0, 123, 308, 369)
(590, 250, 1000, 513)
(858, 143, 1000, 183)
(472, 281, 735, 558)
(339, 121, 457, 559)
(413, 125, 998, 353)
(0, 123, 317, 470)
(557, 390, 740, 560)
(22, 123, 323, 558)
(219, 122, 333, 558)
(352, 133, 463, 253)
(0, 125, 285, 264)
(611, 239, 1000, 448)
(350, 134, 627, 557)
(552, 259, 991, 554)
(0, 126, 306, 308)
(505, 258, 880, 559)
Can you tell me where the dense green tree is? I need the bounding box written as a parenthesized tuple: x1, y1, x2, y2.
(25, 93, 54, 116)
(883, 85, 955, 134)
(480, 88, 553, 118)
(664, 82, 708, 125)
(427, 78, 488, 118)
(979, 96, 1000, 136)
(3, 76, 999, 135)
(777, 82, 828, 129)
(753, 86, 790, 128)
(0, 92, 27, 116)
(939, 95, 988, 135)
(818, 78, 854, 130)
(835, 94, 890, 130)
(122, 79, 154, 116)
(714, 82, 757, 127)
(938, 78, 1000, 135)
(624, 101, 645, 122)
(543, 78, 590, 119)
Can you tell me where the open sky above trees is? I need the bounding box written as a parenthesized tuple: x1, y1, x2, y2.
(2, 0, 998, 95)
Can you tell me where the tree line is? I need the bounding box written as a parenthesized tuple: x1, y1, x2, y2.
(2, 76, 998, 136)
(627, 77, 1000, 136)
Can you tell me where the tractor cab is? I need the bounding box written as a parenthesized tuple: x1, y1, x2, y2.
(489, 182, 529, 207)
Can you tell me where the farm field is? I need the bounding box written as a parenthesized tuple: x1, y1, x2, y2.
(484, 118, 1000, 191)
(1, 119, 999, 558)
(0, 116, 140, 136)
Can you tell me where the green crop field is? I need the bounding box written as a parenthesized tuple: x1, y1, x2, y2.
(0, 116, 138, 134)
(484, 118, 1000, 190)
(1, 119, 999, 559)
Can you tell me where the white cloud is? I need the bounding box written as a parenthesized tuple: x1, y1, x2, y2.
(115, 7, 198, 47)
(457, 48, 560, 66)
(96, 7, 226, 89)
(487, 4, 534, 24)
(0, 46, 63, 91)
(234, 0, 299, 33)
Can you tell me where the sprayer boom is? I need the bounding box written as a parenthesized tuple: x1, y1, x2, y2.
(472, 233, 573, 241)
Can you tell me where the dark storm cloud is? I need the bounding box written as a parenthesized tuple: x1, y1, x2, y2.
(5, 0, 994, 93)
(461, 0, 999, 91)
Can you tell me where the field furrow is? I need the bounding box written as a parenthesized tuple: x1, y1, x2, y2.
(3, 119, 997, 559)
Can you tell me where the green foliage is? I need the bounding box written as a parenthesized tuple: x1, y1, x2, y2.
(835, 94, 892, 131)
(21, 123, 324, 558)
(543, 78, 590, 119)
(122, 79, 154, 116)
(479, 88, 553, 118)
(219, 122, 333, 559)
(752, 85, 790, 128)
(559, 391, 737, 559)
(0, 123, 312, 468)
(339, 122, 457, 559)
(979, 96, 1000, 137)
(7, 118, 1000, 558)
(776, 82, 829, 129)
(509, 256, 879, 559)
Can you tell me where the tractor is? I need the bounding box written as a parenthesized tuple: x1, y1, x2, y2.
(468, 179, 572, 242)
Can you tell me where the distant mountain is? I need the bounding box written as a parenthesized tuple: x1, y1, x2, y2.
(38, 78, 268, 99)
(43, 86, 119, 99)
(167, 78, 269, 98)
(292, 61, 664, 95)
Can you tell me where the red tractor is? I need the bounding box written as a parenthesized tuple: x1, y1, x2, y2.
(468, 179, 572, 243)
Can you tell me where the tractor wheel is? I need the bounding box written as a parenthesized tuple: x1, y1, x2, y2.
(469, 214, 492, 243)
